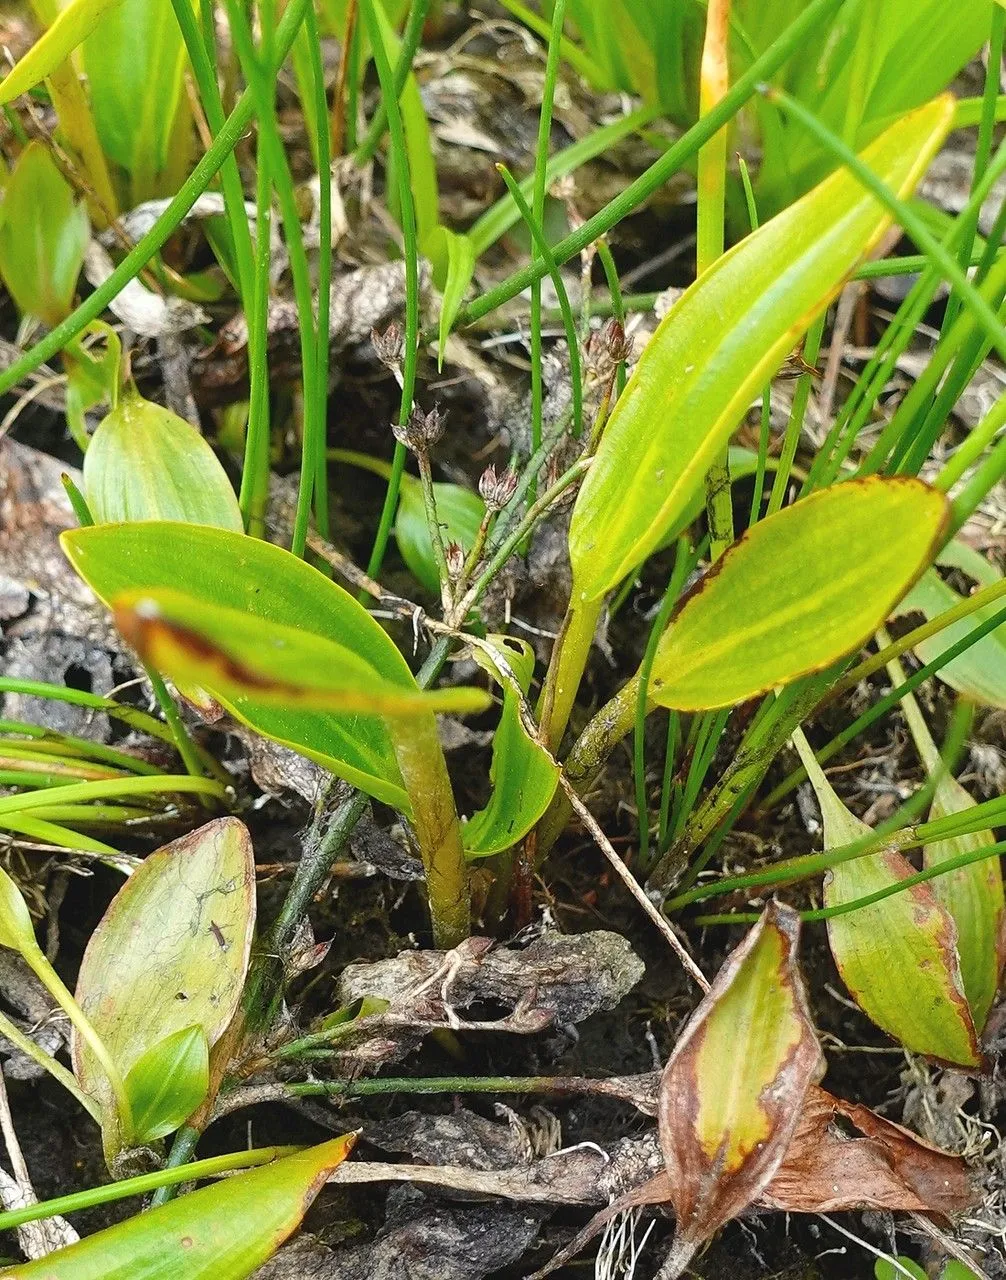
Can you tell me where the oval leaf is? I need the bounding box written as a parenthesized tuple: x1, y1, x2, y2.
(648, 478, 948, 711)
(124, 1025, 209, 1144)
(795, 736, 981, 1068)
(83, 388, 243, 531)
(658, 902, 823, 1255)
(3, 1134, 355, 1279)
(72, 818, 256, 1158)
(60, 523, 421, 808)
(567, 96, 954, 603)
(0, 142, 89, 327)
(0, 0, 125, 105)
(112, 587, 490, 718)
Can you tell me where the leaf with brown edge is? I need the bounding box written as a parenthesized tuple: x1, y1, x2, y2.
(657, 901, 822, 1269)
(764, 1086, 975, 1216)
(793, 731, 983, 1069)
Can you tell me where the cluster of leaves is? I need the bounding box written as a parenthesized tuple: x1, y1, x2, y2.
(0, 0, 1005, 1274)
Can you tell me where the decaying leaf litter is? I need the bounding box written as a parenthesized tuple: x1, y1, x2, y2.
(1, 2, 1006, 1278)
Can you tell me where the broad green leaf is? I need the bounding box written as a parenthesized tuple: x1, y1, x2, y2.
(83, 0, 189, 198)
(0, 0, 125, 104)
(83, 387, 243, 531)
(73, 818, 256, 1158)
(0, 866, 41, 955)
(63, 321, 122, 451)
(795, 736, 981, 1068)
(4, 1134, 355, 1279)
(875, 1259, 927, 1280)
(567, 97, 954, 603)
(111, 587, 490, 718)
(895, 542, 1006, 708)
(61, 522, 418, 808)
(648, 479, 947, 712)
(124, 1025, 209, 1144)
(0, 142, 89, 326)
(462, 637, 559, 857)
(658, 902, 822, 1254)
(396, 477, 485, 595)
(426, 225, 476, 370)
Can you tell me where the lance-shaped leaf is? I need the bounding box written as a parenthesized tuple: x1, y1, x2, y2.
(462, 636, 559, 857)
(894, 541, 1006, 709)
(658, 902, 822, 1263)
(111, 589, 490, 719)
(0, 0, 125, 105)
(61, 522, 437, 809)
(84, 388, 243, 531)
(793, 733, 981, 1068)
(3, 1134, 355, 1279)
(73, 818, 255, 1159)
(567, 96, 954, 603)
(647, 479, 947, 712)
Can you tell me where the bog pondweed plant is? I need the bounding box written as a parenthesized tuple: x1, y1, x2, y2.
(3, 0, 1006, 1272)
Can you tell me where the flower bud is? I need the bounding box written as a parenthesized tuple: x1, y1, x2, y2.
(445, 541, 465, 578)
(478, 464, 519, 511)
(392, 404, 446, 453)
(371, 321, 404, 370)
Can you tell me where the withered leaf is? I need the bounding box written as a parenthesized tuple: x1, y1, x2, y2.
(764, 1085, 976, 1215)
(658, 902, 822, 1254)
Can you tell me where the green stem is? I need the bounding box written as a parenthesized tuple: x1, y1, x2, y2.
(765, 311, 825, 514)
(0, 1008, 99, 1119)
(417, 452, 453, 611)
(0, 1146, 298, 1232)
(452, 0, 847, 332)
(148, 1124, 204, 1208)
(144, 666, 207, 781)
(390, 712, 469, 947)
(363, 0, 421, 583)
(537, 596, 603, 752)
(497, 163, 583, 438)
(353, 0, 432, 164)
(289, 1073, 637, 1098)
(307, 0, 333, 541)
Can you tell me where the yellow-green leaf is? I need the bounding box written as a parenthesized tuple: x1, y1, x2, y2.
(658, 902, 822, 1257)
(0, 0, 125, 105)
(426, 225, 476, 370)
(0, 866, 41, 956)
(648, 478, 947, 712)
(567, 96, 955, 603)
(0, 142, 89, 327)
(794, 733, 981, 1068)
(73, 818, 256, 1159)
(111, 587, 490, 719)
(84, 387, 243, 531)
(3, 1135, 355, 1279)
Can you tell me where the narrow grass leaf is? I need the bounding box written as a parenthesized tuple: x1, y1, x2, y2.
(567, 96, 954, 603)
(658, 902, 822, 1260)
(427, 225, 476, 369)
(2, 1135, 355, 1279)
(84, 388, 243, 531)
(73, 818, 255, 1158)
(648, 479, 948, 712)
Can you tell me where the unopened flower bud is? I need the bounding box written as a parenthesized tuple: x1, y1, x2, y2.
(371, 321, 404, 370)
(445, 541, 465, 578)
(478, 464, 518, 511)
(603, 318, 631, 365)
(392, 404, 446, 453)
